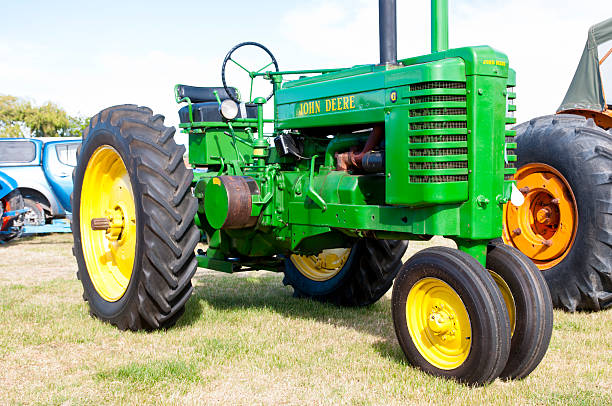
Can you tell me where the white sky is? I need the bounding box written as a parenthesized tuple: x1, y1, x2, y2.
(1, 0, 611, 144)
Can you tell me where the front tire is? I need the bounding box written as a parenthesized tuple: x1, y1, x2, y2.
(486, 241, 553, 380)
(391, 247, 511, 385)
(72, 105, 199, 330)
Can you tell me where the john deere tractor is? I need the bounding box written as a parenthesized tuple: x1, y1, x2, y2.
(502, 18, 612, 312)
(72, 0, 552, 385)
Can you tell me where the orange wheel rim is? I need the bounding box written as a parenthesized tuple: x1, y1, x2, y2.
(503, 163, 578, 270)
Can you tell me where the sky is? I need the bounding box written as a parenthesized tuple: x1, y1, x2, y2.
(1, 0, 611, 144)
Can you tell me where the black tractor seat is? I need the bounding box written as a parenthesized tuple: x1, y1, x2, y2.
(176, 85, 237, 103)
(176, 85, 257, 123)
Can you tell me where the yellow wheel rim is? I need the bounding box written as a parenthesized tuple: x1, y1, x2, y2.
(290, 248, 351, 282)
(489, 270, 516, 337)
(503, 163, 578, 270)
(80, 146, 137, 302)
(406, 278, 471, 370)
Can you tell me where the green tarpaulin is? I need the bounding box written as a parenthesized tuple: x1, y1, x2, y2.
(558, 18, 612, 112)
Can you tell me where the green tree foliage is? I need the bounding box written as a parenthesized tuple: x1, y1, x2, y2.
(0, 95, 89, 138)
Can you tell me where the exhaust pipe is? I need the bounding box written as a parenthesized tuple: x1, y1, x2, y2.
(379, 0, 397, 64)
(431, 0, 449, 53)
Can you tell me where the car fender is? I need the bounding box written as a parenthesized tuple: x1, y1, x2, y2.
(0, 166, 63, 216)
(0, 172, 18, 201)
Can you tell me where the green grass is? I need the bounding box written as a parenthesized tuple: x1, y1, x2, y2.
(97, 359, 201, 385)
(0, 234, 610, 405)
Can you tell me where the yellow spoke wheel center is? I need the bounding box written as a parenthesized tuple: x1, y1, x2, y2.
(406, 278, 471, 370)
(290, 248, 351, 282)
(503, 163, 578, 270)
(80, 146, 137, 302)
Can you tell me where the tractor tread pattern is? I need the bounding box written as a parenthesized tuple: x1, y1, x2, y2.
(514, 114, 612, 311)
(74, 104, 198, 331)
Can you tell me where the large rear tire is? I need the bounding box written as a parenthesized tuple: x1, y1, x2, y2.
(72, 105, 199, 330)
(391, 247, 511, 385)
(503, 115, 612, 311)
(283, 239, 408, 306)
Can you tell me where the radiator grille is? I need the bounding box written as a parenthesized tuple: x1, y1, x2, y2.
(410, 81, 466, 91)
(410, 175, 469, 183)
(409, 148, 468, 157)
(409, 134, 467, 143)
(410, 95, 466, 104)
(409, 108, 466, 117)
(410, 121, 467, 130)
(410, 161, 468, 170)
(406, 80, 469, 184)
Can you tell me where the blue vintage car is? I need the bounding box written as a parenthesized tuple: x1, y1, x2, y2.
(0, 137, 81, 228)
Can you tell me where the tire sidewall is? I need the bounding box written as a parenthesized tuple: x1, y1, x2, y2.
(73, 127, 144, 319)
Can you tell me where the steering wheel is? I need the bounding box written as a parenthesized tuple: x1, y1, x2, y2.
(221, 42, 279, 104)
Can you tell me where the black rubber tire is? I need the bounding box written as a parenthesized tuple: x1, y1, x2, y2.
(512, 114, 612, 311)
(391, 247, 511, 385)
(0, 189, 24, 241)
(486, 241, 553, 380)
(72, 105, 199, 331)
(283, 239, 408, 306)
(22, 197, 45, 226)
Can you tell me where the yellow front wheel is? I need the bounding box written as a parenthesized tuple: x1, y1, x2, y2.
(72, 105, 199, 331)
(391, 247, 511, 385)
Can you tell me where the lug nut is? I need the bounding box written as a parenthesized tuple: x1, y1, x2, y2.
(542, 239, 553, 247)
(512, 228, 522, 235)
(519, 186, 530, 194)
(551, 198, 560, 205)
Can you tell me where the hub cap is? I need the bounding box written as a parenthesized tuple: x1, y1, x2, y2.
(503, 163, 578, 270)
(290, 248, 351, 282)
(406, 278, 471, 370)
(80, 146, 136, 302)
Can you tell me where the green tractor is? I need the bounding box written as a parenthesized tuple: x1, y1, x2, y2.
(72, 0, 552, 385)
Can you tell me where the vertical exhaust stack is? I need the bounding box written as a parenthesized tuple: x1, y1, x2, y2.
(431, 0, 449, 53)
(379, 0, 397, 65)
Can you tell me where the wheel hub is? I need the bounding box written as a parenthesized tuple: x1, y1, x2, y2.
(427, 304, 456, 339)
(406, 278, 471, 370)
(91, 206, 126, 241)
(503, 163, 578, 270)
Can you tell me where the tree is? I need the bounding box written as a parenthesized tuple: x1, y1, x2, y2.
(0, 95, 88, 138)
(0, 96, 28, 138)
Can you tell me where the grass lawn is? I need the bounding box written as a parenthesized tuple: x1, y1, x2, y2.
(0, 234, 610, 405)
